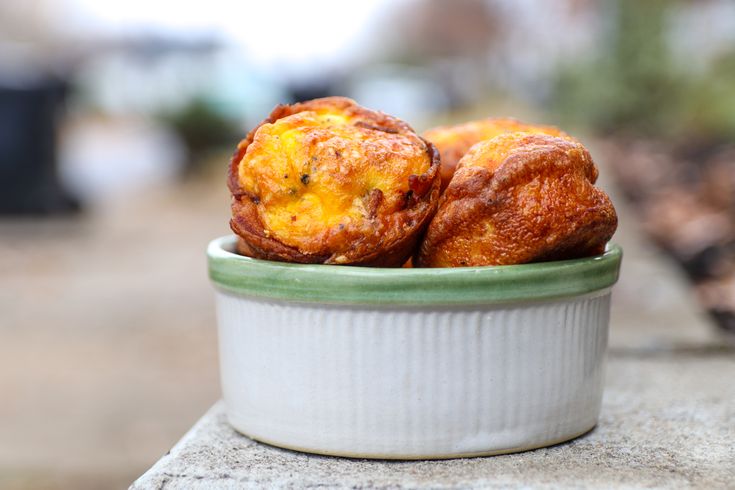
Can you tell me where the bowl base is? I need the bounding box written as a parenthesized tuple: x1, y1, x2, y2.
(228, 421, 597, 460)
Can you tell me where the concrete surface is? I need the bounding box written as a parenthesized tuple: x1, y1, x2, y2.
(131, 172, 735, 489)
(131, 355, 735, 489)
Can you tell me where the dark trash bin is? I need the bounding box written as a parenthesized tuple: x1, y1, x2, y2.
(0, 78, 79, 214)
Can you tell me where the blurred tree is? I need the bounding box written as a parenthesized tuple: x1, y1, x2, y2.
(400, 0, 499, 59)
(158, 97, 241, 176)
(553, 0, 681, 136)
(681, 50, 735, 144)
(553, 0, 735, 144)
(377, 0, 501, 109)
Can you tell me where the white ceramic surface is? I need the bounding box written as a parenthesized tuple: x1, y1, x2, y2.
(215, 290, 612, 459)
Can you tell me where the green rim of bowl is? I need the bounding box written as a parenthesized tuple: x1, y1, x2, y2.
(208, 235, 622, 306)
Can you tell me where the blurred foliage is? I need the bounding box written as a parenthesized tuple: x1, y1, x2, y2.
(159, 97, 241, 173)
(555, 0, 735, 334)
(681, 50, 735, 143)
(552, 0, 735, 145)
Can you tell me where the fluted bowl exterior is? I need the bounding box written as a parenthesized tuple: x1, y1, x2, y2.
(208, 236, 622, 459)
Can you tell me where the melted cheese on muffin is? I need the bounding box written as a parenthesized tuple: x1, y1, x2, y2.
(237, 109, 430, 253)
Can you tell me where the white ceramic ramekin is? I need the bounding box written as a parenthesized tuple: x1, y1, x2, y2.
(208, 235, 622, 459)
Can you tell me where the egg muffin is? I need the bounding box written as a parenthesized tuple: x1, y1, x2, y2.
(229, 97, 441, 266)
(416, 133, 617, 267)
(423, 118, 570, 190)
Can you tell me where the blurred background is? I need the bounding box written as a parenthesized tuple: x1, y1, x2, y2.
(1, 0, 734, 488)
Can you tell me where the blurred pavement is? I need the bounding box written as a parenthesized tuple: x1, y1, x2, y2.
(0, 164, 229, 489)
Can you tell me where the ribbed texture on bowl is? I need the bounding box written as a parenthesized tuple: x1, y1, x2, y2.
(216, 291, 611, 459)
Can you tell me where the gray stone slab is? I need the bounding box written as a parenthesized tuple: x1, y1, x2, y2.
(131, 354, 735, 489)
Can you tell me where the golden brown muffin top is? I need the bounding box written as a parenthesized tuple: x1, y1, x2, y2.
(423, 118, 570, 190)
(416, 133, 616, 267)
(229, 97, 439, 265)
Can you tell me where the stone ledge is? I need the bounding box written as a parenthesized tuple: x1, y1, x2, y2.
(131, 355, 735, 489)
